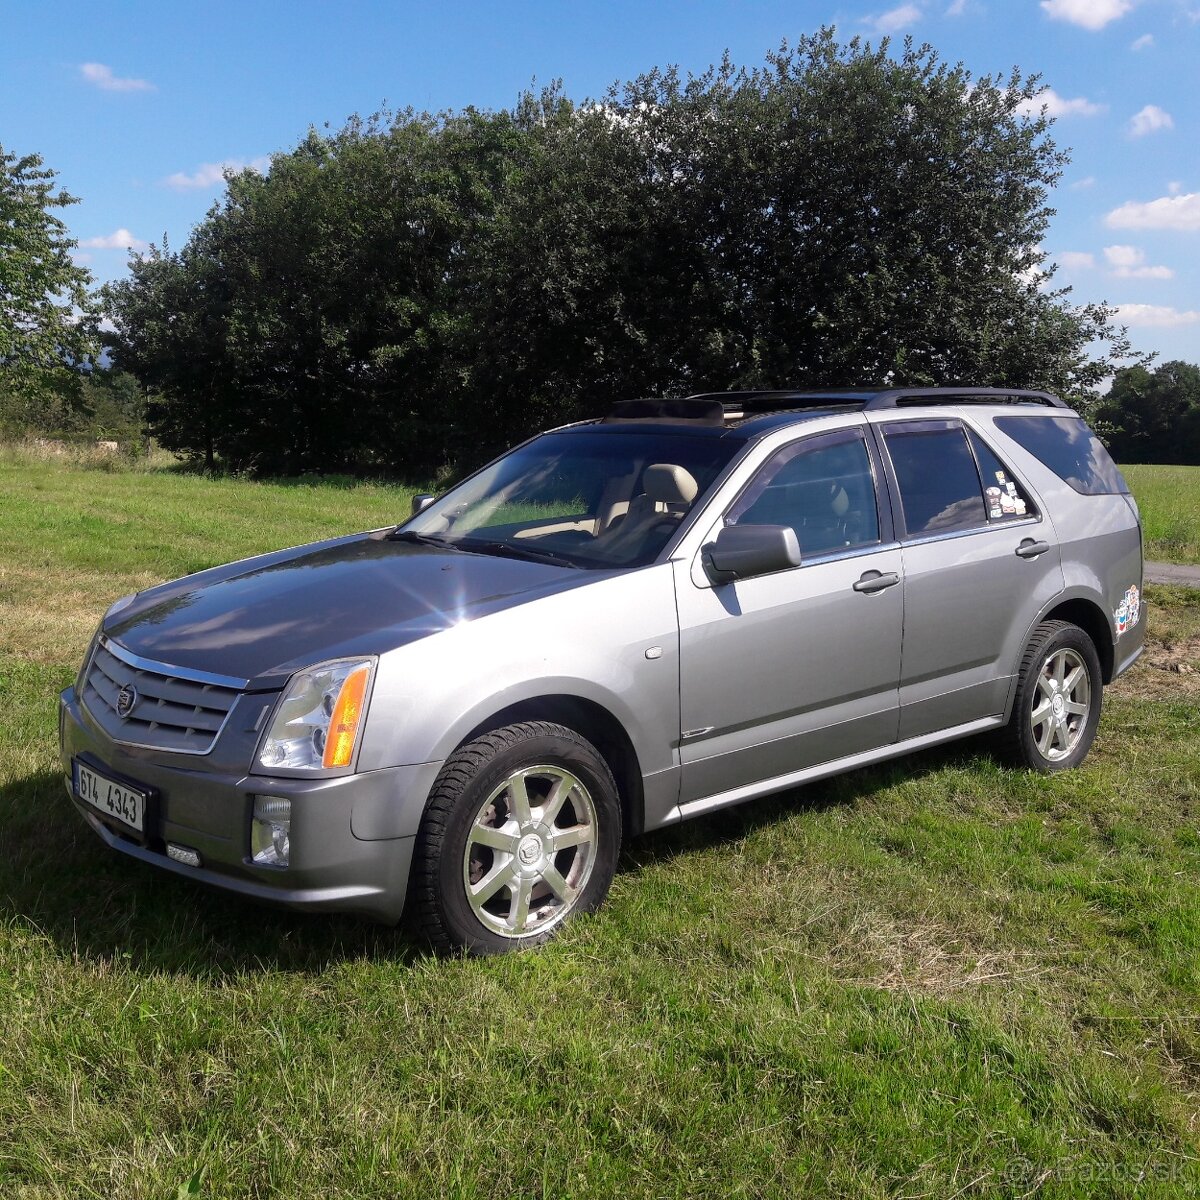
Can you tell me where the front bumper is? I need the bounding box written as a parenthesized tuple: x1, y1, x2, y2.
(59, 685, 440, 924)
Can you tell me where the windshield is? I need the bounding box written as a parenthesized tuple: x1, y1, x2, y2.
(401, 429, 741, 568)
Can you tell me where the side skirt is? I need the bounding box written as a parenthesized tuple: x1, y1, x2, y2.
(660, 715, 1006, 825)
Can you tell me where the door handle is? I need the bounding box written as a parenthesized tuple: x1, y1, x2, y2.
(853, 570, 900, 593)
(1015, 539, 1051, 559)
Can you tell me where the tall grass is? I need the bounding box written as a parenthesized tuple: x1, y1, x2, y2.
(1123, 464, 1200, 564)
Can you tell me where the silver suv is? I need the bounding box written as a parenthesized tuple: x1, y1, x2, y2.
(59, 389, 1144, 954)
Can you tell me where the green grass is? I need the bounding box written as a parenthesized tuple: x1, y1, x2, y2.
(1123, 464, 1200, 564)
(1, 452, 1199, 1197)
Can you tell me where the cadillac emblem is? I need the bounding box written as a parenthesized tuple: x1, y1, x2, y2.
(115, 683, 138, 719)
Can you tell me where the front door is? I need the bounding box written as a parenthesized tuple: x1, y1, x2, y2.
(675, 426, 904, 807)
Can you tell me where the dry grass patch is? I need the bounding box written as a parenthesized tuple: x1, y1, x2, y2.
(832, 915, 1049, 998)
(0, 565, 159, 664)
(1114, 591, 1200, 702)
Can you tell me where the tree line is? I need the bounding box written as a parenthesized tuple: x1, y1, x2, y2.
(1095, 361, 1200, 465)
(4, 31, 1184, 475)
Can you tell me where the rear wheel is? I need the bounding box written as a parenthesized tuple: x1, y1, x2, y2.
(407, 721, 621, 955)
(1004, 620, 1103, 773)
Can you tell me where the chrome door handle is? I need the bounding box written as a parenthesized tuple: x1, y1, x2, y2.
(1015, 539, 1051, 559)
(853, 570, 900, 593)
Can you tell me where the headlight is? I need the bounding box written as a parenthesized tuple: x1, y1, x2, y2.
(256, 658, 375, 773)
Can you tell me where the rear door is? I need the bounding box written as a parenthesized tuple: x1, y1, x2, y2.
(874, 416, 1066, 739)
(675, 424, 904, 806)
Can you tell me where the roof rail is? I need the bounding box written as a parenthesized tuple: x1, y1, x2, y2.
(605, 387, 1069, 427)
(684, 390, 875, 419)
(865, 387, 1068, 410)
(685, 387, 1068, 416)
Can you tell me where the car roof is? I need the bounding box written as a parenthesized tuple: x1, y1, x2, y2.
(561, 388, 1072, 443)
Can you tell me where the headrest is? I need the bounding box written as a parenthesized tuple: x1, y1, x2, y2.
(644, 463, 699, 505)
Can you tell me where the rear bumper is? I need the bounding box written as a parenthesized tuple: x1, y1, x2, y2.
(59, 686, 437, 923)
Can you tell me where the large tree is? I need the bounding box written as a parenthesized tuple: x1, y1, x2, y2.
(0, 145, 97, 392)
(104, 33, 1140, 476)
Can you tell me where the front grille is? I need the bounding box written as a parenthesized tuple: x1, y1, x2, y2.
(81, 637, 245, 755)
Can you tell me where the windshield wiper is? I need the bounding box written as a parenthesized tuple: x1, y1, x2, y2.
(457, 538, 583, 568)
(388, 529, 461, 550)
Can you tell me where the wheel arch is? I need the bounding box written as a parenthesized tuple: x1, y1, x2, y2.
(457, 695, 646, 837)
(1041, 596, 1115, 683)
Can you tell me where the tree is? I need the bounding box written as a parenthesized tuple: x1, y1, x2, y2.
(104, 33, 1142, 476)
(1096, 360, 1200, 464)
(103, 240, 234, 470)
(0, 145, 97, 395)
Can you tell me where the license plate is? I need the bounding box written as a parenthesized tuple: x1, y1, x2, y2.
(73, 759, 147, 834)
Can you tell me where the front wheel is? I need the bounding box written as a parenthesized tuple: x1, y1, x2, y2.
(407, 721, 622, 955)
(1004, 620, 1103, 773)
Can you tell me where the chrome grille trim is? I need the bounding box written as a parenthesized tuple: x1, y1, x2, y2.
(100, 636, 250, 690)
(80, 636, 246, 756)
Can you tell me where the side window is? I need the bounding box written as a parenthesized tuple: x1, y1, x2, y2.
(967, 429, 1035, 521)
(882, 422, 987, 535)
(728, 430, 881, 557)
(994, 415, 1130, 495)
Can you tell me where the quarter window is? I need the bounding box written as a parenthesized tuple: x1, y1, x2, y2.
(994, 415, 1130, 495)
(729, 430, 881, 557)
(968, 429, 1035, 521)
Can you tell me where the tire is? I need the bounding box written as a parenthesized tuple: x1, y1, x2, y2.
(406, 721, 622, 955)
(1003, 620, 1103, 773)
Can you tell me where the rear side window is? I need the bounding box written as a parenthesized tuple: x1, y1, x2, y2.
(995, 415, 1130, 495)
(882, 422, 986, 535)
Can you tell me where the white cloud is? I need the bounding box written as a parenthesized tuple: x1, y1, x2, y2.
(1128, 104, 1174, 137)
(1071, 175, 1097, 189)
(79, 228, 149, 252)
(867, 3, 923, 33)
(1168, 181, 1184, 195)
(1017, 88, 1106, 119)
(1103, 244, 1174, 278)
(946, 0, 967, 13)
(1130, 32, 1154, 49)
(161, 156, 270, 191)
(79, 62, 154, 93)
(1040, 0, 1134, 30)
(1104, 244, 1142, 269)
(1059, 251, 1096, 269)
(1115, 303, 1200, 327)
(1106, 192, 1200, 230)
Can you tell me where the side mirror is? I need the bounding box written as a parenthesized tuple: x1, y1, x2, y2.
(704, 524, 801, 583)
(411, 493, 436, 516)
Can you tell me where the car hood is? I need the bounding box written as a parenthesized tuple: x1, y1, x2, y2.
(105, 533, 603, 687)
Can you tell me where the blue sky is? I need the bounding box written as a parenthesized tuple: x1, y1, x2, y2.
(6, 0, 1199, 369)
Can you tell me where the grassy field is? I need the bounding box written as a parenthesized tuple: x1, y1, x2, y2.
(1, 452, 1198, 1198)
(1123, 464, 1200, 564)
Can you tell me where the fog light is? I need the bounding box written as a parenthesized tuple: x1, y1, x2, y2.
(167, 842, 201, 868)
(251, 796, 291, 867)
